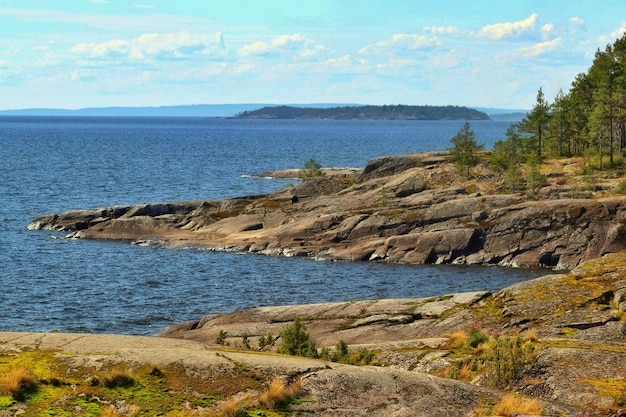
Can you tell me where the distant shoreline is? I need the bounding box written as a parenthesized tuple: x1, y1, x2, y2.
(0, 103, 526, 119)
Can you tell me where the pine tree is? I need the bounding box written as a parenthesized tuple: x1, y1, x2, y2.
(449, 122, 484, 179)
(519, 87, 550, 158)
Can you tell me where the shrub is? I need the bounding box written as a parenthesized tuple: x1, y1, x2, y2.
(103, 368, 134, 388)
(258, 333, 276, 351)
(215, 329, 228, 345)
(493, 394, 542, 417)
(298, 158, 325, 180)
(468, 327, 489, 348)
(277, 318, 318, 358)
(484, 336, 536, 389)
(241, 333, 251, 350)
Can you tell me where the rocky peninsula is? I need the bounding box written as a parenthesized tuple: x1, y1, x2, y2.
(6, 153, 625, 416)
(28, 152, 626, 269)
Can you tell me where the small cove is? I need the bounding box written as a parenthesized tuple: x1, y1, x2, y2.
(0, 117, 552, 335)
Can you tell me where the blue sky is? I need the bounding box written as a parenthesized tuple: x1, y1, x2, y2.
(1, 1, 625, 110)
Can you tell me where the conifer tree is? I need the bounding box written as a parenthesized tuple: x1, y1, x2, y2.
(449, 122, 484, 179)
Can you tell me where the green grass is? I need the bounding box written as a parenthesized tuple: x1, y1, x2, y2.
(0, 347, 321, 416)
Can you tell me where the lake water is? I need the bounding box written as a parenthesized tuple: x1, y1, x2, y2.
(0, 117, 549, 335)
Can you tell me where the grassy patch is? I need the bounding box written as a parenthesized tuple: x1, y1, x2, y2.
(583, 377, 626, 406)
(0, 348, 295, 416)
(492, 394, 542, 417)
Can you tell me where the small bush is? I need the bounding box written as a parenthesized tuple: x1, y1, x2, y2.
(484, 336, 536, 389)
(241, 333, 251, 350)
(278, 318, 318, 358)
(258, 333, 276, 351)
(0, 366, 38, 400)
(215, 329, 228, 345)
(298, 158, 325, 180)
(493, 394, 542, 417)
(103, 368, 134, 388)
(468, 327, 489, 348)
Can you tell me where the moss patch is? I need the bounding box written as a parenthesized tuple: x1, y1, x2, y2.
(0, 349, 295, 416)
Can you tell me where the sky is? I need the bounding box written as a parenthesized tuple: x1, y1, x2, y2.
(1, 1, 626, 111)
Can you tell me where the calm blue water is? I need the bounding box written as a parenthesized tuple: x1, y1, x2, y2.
(0, 117, 548, 335)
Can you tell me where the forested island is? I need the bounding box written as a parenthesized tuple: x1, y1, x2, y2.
(235, 104, 489, 120)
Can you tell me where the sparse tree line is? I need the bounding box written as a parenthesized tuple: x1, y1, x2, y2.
(496, 32, 626, 168)
(449, 32, 626, 195)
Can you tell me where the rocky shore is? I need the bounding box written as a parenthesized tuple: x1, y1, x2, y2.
(28, 153, 626, 270)
(11, 153, 626, 415)
(1, 253, 625, 415)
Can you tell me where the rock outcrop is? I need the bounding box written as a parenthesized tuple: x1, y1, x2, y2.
(29, 153, 626, 270)
(1, 254, 625, 415)
(159, 253, 626, 414)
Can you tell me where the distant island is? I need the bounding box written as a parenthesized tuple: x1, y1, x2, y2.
(0, 104, 524, 119)
(235, 105, 490, 120)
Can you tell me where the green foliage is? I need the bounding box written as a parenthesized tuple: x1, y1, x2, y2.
(504, 163, 524, 193)
(258, 333, 276, 351)
(449, 122, 484, 179)
(484, 336, 536, 389)
(298, 158, 325, 180)
(377, 186, 391, 206)
(519, 87, 550, 158)
(320, 340, 377, 365)
(616, 179, 626, 194)
(529, 33, 626, 163)
(524, 154, 546, 198)
(490, 125, 525, 173)
(215, 329, 228, 345)
(277, 318, 319, 358)
(335, 339, 349, 359)
(241, 333, 251, 350)
(468, 327, 489, 348)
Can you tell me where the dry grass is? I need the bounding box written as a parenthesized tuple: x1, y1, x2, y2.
(102, 367, 134, 388)
(217, 396, 246, 417)
(257, 376, 301, 409)
(458, 363, 472, 382)
(493, 394, 542, 417)
(444, 329, 467, 349)
(100, 406, 122, 417)
(523, 328, 538, 342)
(0, 366, 38, 399)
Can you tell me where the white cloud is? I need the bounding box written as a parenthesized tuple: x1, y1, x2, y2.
(71, 31, 224, 61)
(71, 39, 128, 58)
(569, 17, 585, 27)
(239, 34, 329, 61)
(272, 34, 306, 48)
(359, 34, 440, 55)
(477, 13, 538, 40)
(517, 38, 562, 58)
(598, 24, 626, 45)
(239, 41, 273, 57)
(423, 26, 460, 35)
